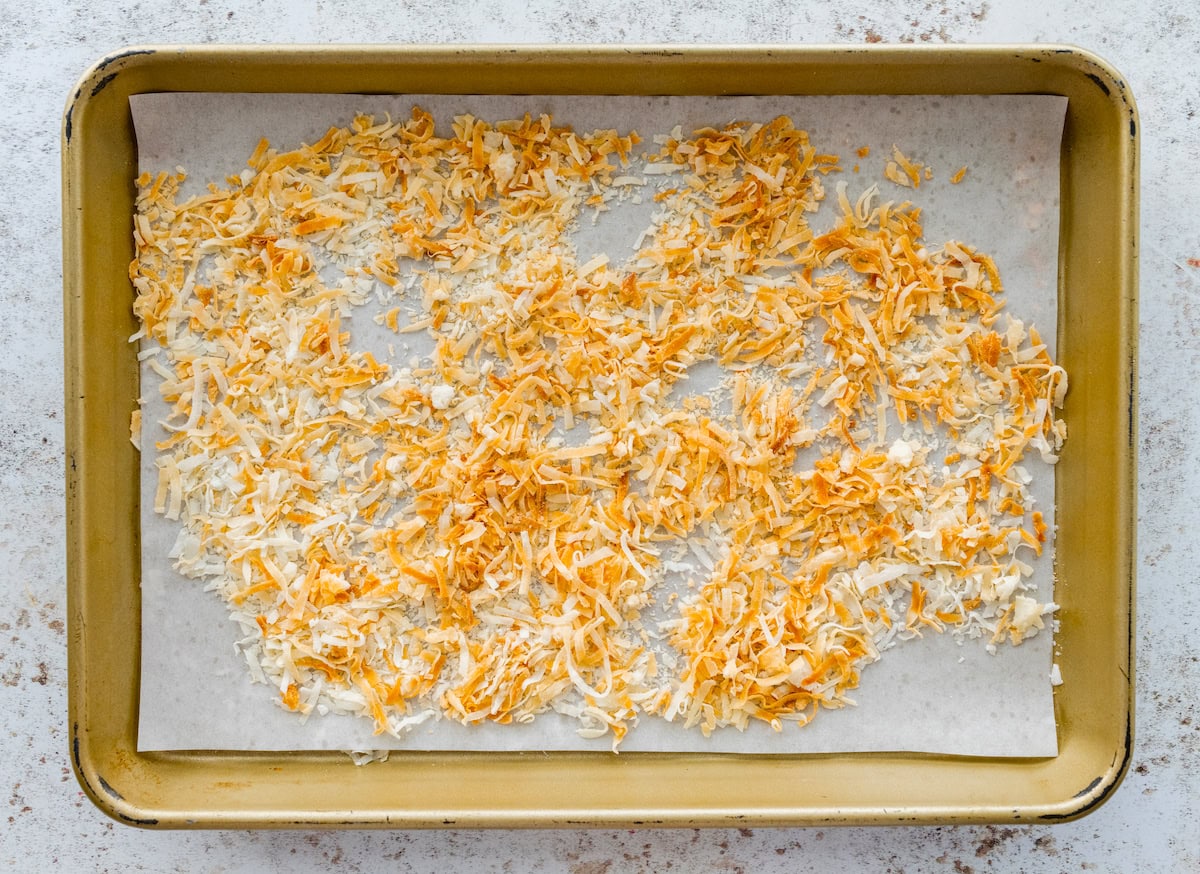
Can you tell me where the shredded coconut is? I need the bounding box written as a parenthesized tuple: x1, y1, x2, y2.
(132, 108, 1067, 747)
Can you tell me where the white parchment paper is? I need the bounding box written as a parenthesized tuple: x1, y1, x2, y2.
(133, 92, 1065, 756)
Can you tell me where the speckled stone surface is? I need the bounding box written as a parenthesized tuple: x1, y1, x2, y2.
(2, 2, 1196, 871)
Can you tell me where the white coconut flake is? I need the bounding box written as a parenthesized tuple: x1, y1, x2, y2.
(429, 384, 455, 410)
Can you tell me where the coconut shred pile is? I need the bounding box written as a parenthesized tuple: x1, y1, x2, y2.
(131, 109, 1067, 747)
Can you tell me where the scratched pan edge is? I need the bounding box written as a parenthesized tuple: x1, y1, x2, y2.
(62, 44, 1137, 829)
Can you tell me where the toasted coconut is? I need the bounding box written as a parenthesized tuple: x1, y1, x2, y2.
(133, 110, 1065, 747)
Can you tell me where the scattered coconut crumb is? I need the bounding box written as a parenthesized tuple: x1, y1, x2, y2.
(885, 144, 925, 188)
(347, 749, 391, 766)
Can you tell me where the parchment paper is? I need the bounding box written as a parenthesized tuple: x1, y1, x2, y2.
(133, 92, 1065, 756)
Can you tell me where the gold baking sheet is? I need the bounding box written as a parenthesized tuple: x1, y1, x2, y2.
(64, 44, 1137, 828)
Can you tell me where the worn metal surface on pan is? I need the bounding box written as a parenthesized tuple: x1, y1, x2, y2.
(63, 44, 1137, 829)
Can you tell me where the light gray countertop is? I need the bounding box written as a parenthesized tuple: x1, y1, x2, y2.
(1, 1, 1195, 871)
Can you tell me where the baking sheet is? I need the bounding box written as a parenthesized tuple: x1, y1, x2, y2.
(133, 92, 1065, 756)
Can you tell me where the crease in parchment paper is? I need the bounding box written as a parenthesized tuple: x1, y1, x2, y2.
(133, 92, 1065, 756)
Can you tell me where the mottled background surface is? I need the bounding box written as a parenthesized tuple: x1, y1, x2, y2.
(1, 1, 1195, 871)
